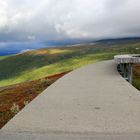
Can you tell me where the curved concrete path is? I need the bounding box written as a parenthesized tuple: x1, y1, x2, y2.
(1, 60, 140, 139)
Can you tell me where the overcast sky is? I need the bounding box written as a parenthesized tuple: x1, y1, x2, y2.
(0, 0, 140, 42)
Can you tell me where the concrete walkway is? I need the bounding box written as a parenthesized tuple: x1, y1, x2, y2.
(1, 60, 140, 139)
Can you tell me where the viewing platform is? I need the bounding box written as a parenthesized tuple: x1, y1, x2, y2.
(114, 54, 140, 84)
(114, 54, 140, 64)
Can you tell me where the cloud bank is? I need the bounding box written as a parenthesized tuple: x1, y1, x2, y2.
(0, 0, 140, 42)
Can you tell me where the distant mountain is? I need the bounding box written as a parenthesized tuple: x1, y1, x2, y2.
(0, 39, 91, 56)
(96, 37, 140, 45)
(1, 37, 140, 56)
(0, 42, 48, 56)
(42, 38, 93, 46)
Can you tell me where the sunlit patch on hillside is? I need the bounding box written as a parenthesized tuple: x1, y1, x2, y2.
(48, 49, 73, 54)
(20, 49, 73, 56)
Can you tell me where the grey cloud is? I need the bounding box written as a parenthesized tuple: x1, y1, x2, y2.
(0, 0, 140, 42)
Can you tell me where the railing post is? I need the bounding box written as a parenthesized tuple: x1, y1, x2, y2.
(124, 63, 127, 78)
(128, 63, 133, 84)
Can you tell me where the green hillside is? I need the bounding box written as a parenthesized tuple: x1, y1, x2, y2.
(0, 40, 140, 87)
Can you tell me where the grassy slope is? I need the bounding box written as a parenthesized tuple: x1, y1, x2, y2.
(133, 77, 140, 91)
(0, 41, 140, 87)
(0, 55, 10, 60)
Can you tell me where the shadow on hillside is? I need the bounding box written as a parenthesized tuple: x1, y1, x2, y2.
(0, 47, 98, 82)
(0, 54, 69, 81)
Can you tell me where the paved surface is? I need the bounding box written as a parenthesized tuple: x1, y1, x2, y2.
(1, 60, 140, 139)
(1, 131, 140, 140)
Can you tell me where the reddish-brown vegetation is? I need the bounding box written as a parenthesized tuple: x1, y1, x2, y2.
(0, 71, 69, 128)
(134, 64, 140, 77)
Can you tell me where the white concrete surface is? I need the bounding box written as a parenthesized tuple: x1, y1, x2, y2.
(114, 54, 140, 64)
(1, 60, 140, 137)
